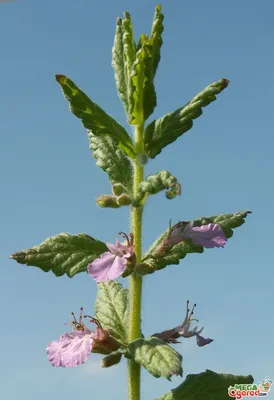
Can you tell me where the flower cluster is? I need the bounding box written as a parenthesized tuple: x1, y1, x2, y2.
(47, 221, 225, 367)
(46, 308, 121, 368)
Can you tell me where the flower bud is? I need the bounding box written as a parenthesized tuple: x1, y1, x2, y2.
(117, 194, 132, 206)
(112, 183, 126, 196)
(101, 351, 122, 368)
(96, 195, 120, 208)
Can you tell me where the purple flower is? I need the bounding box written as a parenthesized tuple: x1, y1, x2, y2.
(46, 308, 121, 368)
(152, 301, 213, 348)
(88, 233, 135, 282)
(47, 329, 93, 368)
(167, 221, 227, 248)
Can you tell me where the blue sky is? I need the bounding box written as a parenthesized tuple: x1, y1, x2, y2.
(1, 0, 273, 399)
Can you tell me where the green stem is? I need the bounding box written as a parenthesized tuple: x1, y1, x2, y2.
(128, 122, 144, 400)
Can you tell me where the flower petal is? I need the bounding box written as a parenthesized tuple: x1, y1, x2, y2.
(106, 242, 118, 254)
(88, 251, 127, 282)
(183, 223, 227, 248)
(167, 227, 184, 246)
(196, 334, 214, 347)
(105, 254, 127, 280)
(46, 332, 92, 367)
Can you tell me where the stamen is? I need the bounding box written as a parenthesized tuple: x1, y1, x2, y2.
(129, 233, 134, 246)
(79, 307, 83, 324)
(71, 312, 77, 323)
(190, 303, 196, 318)
(118, 231, 130, 247)
(70, 308, 85, 330)
(84, 315, 102, 328)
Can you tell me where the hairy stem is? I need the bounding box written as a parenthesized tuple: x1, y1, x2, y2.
(128, 122, 144, 400)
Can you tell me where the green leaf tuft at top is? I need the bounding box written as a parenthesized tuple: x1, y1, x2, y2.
(154, 369, 254, 400)
(144, 78, 229, 158)
(9, 233, 107, 278)
(55, 74, 136, 159)
(112, 5, 164, 125)
(137, 211, 251, 276)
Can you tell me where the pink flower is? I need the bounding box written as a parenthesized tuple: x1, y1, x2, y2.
(46, 308, 121, 368)
(152, 301, 213, 348)
(88, 233, 135, 282)
(166, 221, 227, 248)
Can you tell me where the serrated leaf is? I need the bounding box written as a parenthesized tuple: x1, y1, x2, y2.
(127, 337, 182, 380)
(129, 35, 157, 124)
(150, 4, 164, 76)
(144, 78, 229, 158)
(138, 211, 251, 275)
(155, 369, 254, 400)
(55, 74, 136, 159)
(10, 233, 107, 278)
(112, 17, 129, 115)
(132, 170, 181, 207)
(88, 133, 133, 195)
(122, 12, 136, 80)
(95, 280, 129, 345)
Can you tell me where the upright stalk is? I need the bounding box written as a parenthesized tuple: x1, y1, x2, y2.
(128, 122, 144, 400)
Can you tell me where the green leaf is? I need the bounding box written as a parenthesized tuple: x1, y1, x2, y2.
(127, 337, 182, 380)
(150, 4, 164, 76)
(9, 233, 107, 278)
(144, 78, 230, 158)
(137, 211, 251, 275)
(112, 17, 130, 116)
(88, 133, 133, 195)
(132, 170, 181, 207)
(95, 280, 129, 345)
(55, 74, 136, 159)
(122, 12, 136, 81)
(129, 35, 157, 124)
(111, 12, 136, 122)
(155, 369, 254, 400)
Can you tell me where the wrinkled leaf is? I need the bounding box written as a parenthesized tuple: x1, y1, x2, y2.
(128, 337, 182, 380)
(55, 74, 136, 158)
(155, 369, 254, 400)
(150, 4, 164, 76)
(112, 17, 129, 115)
(10, 233, 107, 278)
(137, 211, 251, 275)
(95, 280, 129, 345)
(88, 133, 133, 195)
(132, 170, 181, 207)
(129, 35, 157, 124)
(144, 78, 229, 158)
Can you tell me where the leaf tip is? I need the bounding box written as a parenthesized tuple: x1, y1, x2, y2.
(156, 4, 162, 12)
(123, 11, 131, 19)
(221, 78, 230, 89)
(55, 74, 67, 85)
